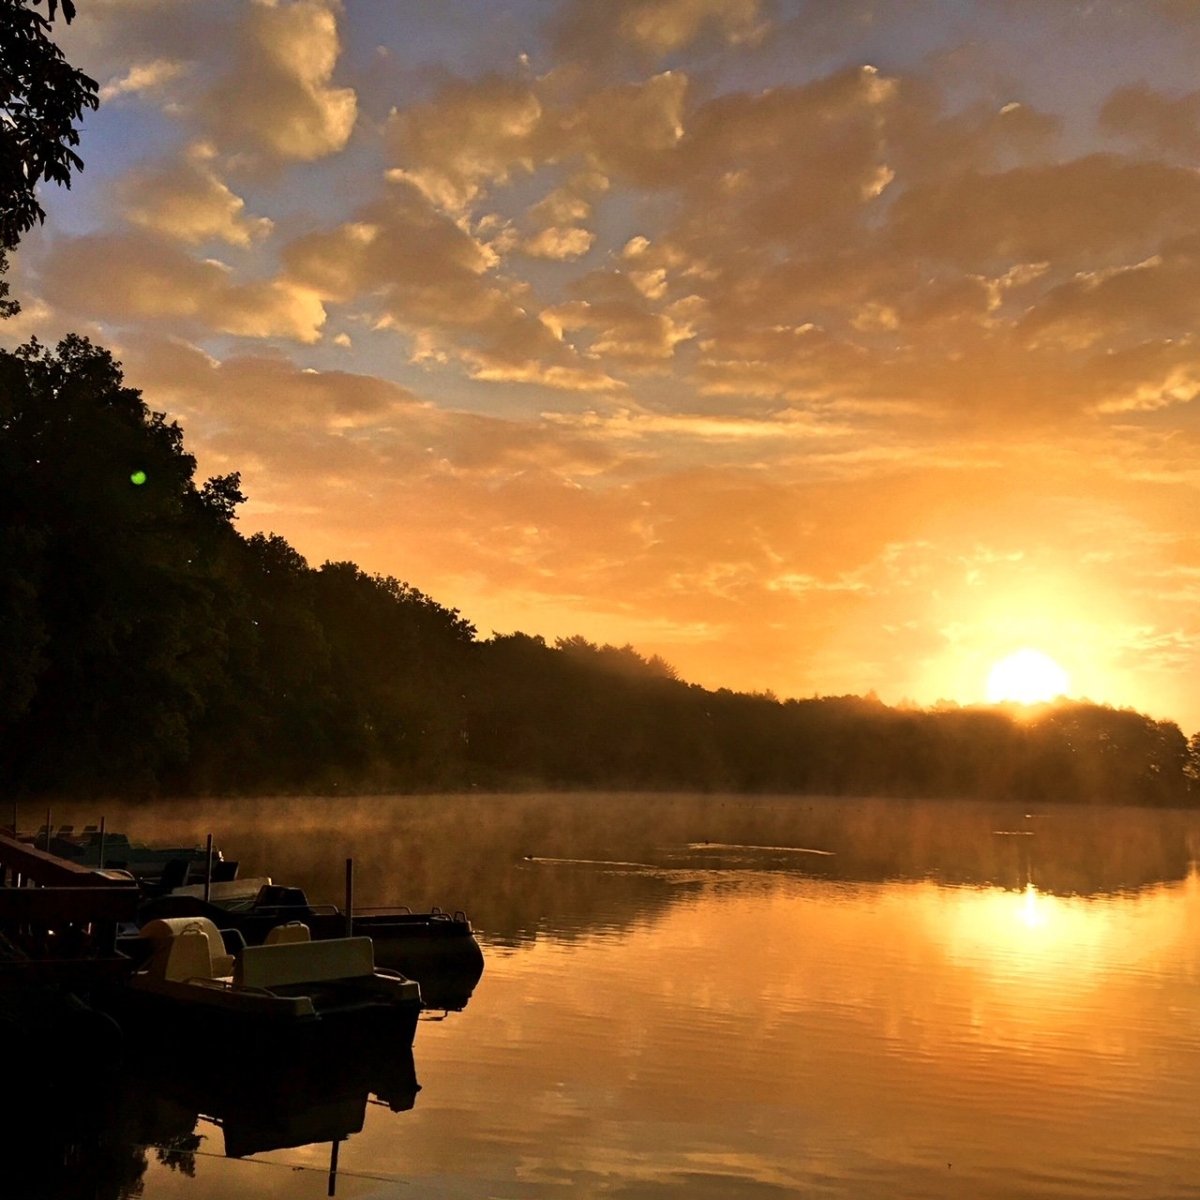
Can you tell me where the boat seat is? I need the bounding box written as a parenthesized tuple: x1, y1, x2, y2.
(235, 936, 375, 989)
(263, 921, 311, 945)
(162, 929, 214, 982)
(140, 916, 235, 978)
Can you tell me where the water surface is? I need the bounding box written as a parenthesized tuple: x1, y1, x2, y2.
(17, 794, 1200, 1198)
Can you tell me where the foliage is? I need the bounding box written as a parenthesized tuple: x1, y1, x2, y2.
(0, 336, 229, 791)
(0, 0, 99, 249)
(0, 249, 17, 317)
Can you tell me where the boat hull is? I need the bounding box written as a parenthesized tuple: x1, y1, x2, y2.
(138, 895, 486, 1008)
(95, 977, 420, 1062)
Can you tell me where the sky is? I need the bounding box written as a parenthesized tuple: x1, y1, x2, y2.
(6, 0, 1200, 733)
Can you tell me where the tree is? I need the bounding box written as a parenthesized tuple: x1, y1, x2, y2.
(1185, 732, 1200, 793)
(1, 0, 99, 249)
(0, 335, 240, 793)
(0, 249, 17, 316)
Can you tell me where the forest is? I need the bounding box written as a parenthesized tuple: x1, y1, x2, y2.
(2, 335, 1198, 805)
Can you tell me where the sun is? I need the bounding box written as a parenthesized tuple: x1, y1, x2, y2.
(985, 648, 1070, 705)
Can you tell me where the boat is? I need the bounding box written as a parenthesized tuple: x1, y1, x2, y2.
(139, 884, 485, 1010)
(25, 825, 236, 886)
(103, 915, 422, 1052)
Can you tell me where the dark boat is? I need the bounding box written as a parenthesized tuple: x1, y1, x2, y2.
(140, 885, 485, 1010)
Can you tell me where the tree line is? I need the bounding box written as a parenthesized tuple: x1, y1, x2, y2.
(2, 335, 1199, 804)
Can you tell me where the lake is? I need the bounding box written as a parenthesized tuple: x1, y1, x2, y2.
(14, 792, 1200, 1199)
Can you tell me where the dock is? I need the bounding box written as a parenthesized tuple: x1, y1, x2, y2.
(0, 830, 140, 986)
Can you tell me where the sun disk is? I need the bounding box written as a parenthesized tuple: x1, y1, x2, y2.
(986, 648, 1070, 705)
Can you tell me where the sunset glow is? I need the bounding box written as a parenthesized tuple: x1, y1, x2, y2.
(5, 1, 1200, 734)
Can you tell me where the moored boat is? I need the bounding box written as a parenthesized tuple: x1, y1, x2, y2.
(103, 915, 422, 1052)
(139, 885, 485, 1009)
(24, 826, 235, 885)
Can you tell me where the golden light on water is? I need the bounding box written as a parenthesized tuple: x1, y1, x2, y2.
(985, 648, 1071, 705)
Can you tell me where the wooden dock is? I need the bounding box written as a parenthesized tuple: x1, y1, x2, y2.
(0, 831, 140, 986)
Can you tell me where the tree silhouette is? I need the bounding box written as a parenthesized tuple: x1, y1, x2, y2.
(0, 0, 98, 249)
(0, 335, 241, 792)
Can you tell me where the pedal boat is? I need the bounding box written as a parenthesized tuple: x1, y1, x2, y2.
(115, 916, 421, 1049)
(140, 886, 485, 1009)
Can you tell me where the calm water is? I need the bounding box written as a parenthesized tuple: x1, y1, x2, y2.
(15, 793, 1200, 1199)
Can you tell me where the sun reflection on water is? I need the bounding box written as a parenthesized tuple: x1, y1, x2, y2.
(1017, 883, 1046, 930)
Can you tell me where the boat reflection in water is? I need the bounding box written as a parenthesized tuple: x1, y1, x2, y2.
(125, 1028, 421, 1159)
(3, 936, 488, 1200)
(6, 995, 423, 1200)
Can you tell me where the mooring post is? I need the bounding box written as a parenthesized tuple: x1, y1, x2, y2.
(204, 834, 214, 903)
(344, 858, 354, 937)
(97, 815, 106, 870)
(327, 1138, 340, 1196)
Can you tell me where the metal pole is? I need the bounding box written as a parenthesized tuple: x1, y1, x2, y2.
(44, 807, 51, 851)
(327, 1139, 340, 1196)
(344, 858, 354, 937)
(97, 815, 106, 870)
(204, 834, 214, 903)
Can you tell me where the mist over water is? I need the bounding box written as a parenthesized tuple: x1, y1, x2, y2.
(45, 792, 1198, 932)
(18, 793, 1200, 1198)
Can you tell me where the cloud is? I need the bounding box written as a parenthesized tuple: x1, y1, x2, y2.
(284, 179, 619, 390)
(387, 75, 546, 213)
(553, 0, 768, 59)
(99, 58, 186, 102)
(198, 0, 357, 164)
(116, 338, 623, 566)
(522, 226, 595, 261)
(385, 68, 689, 214)
(1017, 249, 1200, 351)
(39, 233, 325, 342)
(548, 265, 702, 369)
(888, 156, 1200, 267)
(1100, 84, 1200, 158)
(118, 142, 273, 246)
(665, 65, 898, 247)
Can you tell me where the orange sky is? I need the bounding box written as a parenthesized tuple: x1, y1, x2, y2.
(5, 1, 1200, 732)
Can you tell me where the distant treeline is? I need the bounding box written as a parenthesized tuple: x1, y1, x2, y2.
(3, 336, 1199, 804)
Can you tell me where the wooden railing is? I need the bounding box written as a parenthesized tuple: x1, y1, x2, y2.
(0, 831, 140, 981)
(0, 830, 135, 888)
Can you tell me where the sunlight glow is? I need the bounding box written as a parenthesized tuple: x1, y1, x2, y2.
(985, 648, 1070, 705)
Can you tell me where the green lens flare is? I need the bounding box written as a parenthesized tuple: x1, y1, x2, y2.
(130, 470, 147, 486)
